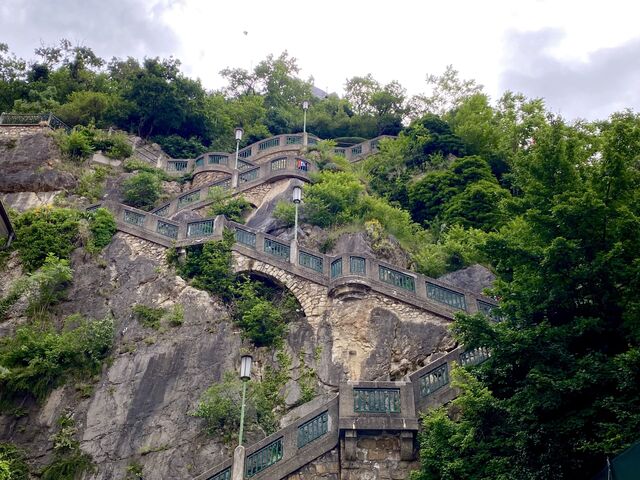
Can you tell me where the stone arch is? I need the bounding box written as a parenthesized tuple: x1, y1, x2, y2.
(230, 251, 329, 326)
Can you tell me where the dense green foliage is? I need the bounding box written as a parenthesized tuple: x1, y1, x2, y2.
(0, 443, 29, 480)
(207, 187, 252, 223)
(10, 207, 117, 270)
(192, 350, 292, 441)
(412, 112, 640, 479)
(121, 171, 161, 210)
(12, 207, 80, 270)
(0, 314, 113, 402)
(86, 208, 117, 253)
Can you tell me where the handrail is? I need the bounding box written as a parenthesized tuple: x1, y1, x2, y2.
(192, 345, 492, 480)
(157, 133, 393, 176)
(108, 207, 498, 318)
(0, 112, 70, 132)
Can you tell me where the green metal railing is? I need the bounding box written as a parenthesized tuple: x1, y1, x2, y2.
(353, 388, 401, 413)
(477, 300, 500, 320)
(308, 137, 318, 145)
(264, 238, 290, 260)
(379, 266, 415, 292)
(419, 363, 449, 397)
(286, 135, 302, 145)
(235, 228, 256, 248)
(153, 204, 170, 217)
(258, 137, 280, 150)
(299, 251, 323, 272)
(239, 168, 259, 183)
(0, 112, 69, 131)
(334, 148, 345, 156)
(207, 467, 231, 480)
(167, 160, 188, 172)
(426, 282, 466, 310)
(209, 154, 228, 165)
(237, 159, 254, 171)
(271, 157, 287, 171)
(351, 145, 363, 155)
(350, 256, 366, 274)
(187, 220, 214, 237)
(178, 190, 201, 207)
(212, 178, 231, 189)
(195, 158, 204, 167)
(370, 139, 380, 150)
(297, 411, 329, 448)
(331, 258, 343, 278)
(245, 438, 283, 477)
(239, 148, 252, 159)
(460, 347, 491, 367)
(157, 221, 178, 239)
(123, 210, 145, 226)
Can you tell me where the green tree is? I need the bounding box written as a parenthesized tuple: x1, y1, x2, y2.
(414, 112, 640, 479)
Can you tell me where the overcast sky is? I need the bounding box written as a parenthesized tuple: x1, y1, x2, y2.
(2, 0, 639, 120)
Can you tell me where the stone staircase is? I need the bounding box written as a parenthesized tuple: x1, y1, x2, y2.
(193, 344, 491, 480)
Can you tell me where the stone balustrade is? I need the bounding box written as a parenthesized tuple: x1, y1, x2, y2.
(157, 133, 392, 177)
(103, 206, 499, 320)
(193, 344, 490, 480)
(151, 154, 315, 218)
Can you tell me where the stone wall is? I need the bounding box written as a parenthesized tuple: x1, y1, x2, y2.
(0, 125, 49, 137)
(241, 181, 274, 207)
(191, 171, 229, 189)
(285, 448, 340, 480)
(341, 433, 419, 480)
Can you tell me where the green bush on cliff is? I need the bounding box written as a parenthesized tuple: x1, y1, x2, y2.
(207, 187, 252, 223)
(12, 207, 80, 271)
(0, 443, 29, 480)
(0, 314, 114, 402)
(87, 208, 117, 253)
(122, 171, 161, 210)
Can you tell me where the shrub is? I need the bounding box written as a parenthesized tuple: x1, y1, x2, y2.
(273, 201, 295, 227)
(233, 280, 286, 348)
(0, 315, 114, 402)
(303, 171, 364, 227)
(167, 304, 184, 327)
(0, 255, 73, 322)
(207, 187, 252, 223)
(153, 134, 206, 158)
(0, 443, 29, 480)
(87, 208, 117, 253)
(41, 415, 95, 480)
(122, 172, 161, 210)
(74, 166, 109, 201)
(132, 305, 166, 330)
(100, 133, 132, 159)
(58, 130, 93, 161)
(191, 372, 242, 440)
(12, 207, 80, 271)
(180, 230, 235, 300)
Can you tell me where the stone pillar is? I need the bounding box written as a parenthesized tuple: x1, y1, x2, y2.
(303, 132, 308, 146)
(232, 171, 239, 188)
(344, 430, 357, 461)
(400, 431, 415, 460)
(231, 445, 245, 480)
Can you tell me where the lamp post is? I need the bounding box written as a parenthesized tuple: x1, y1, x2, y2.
(292, 186, 302, 245)
(233, 127, 244, 187)
(302, 100, 309, 146)
(238, 354, 252, 447)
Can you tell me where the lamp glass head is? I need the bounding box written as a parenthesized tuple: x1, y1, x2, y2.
(240, 354, 252, 380)
(235, 127, 244, 141)
(292, 186, 302, 203)
(302, 100, 309, 110)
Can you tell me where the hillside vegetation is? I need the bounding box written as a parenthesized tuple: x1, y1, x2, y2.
(0, 40, 639, 479)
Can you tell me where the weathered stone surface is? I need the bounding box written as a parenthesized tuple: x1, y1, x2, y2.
(0, 130, 76, 192)
(437, 263, 496, 295)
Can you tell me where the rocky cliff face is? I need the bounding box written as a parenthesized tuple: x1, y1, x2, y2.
(0, 129, 465, 479)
